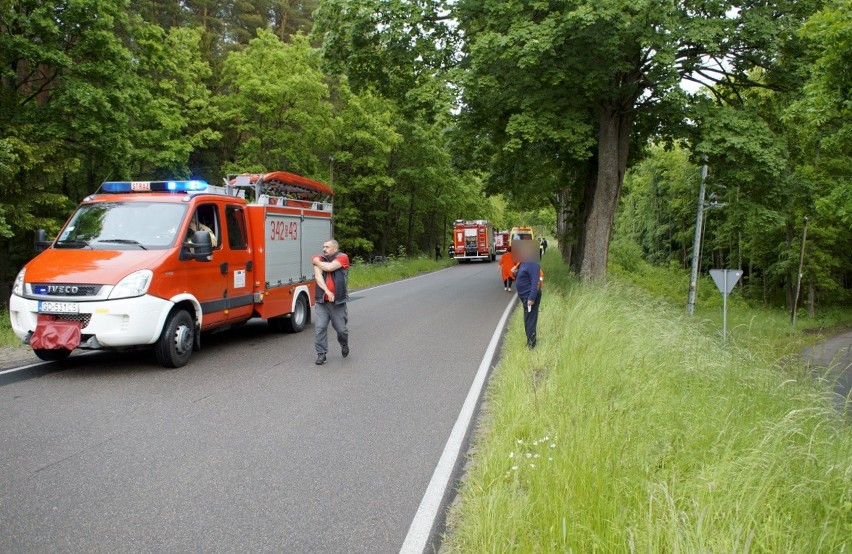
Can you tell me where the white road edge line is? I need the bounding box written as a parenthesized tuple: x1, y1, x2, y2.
(400, 295, 516, 554)
(0, 360, 49, 376)
(0, 351, 96, 377)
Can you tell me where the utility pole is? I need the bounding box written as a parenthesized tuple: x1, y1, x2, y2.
(791, 216, 808, 327)
(687, 161, 708, 315)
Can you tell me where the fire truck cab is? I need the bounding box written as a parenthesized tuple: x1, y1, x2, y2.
(452, 219, 496, 262)
(9, 172, 333, 368)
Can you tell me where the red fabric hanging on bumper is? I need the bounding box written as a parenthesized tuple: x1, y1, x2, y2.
(29, 315, 82, 351)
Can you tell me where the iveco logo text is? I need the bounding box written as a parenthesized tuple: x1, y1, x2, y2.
(36, 285, 79, 294)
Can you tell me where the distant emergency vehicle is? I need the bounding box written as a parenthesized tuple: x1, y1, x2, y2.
(495, 230, 510, 254)
(9, 172, 333, 368)
(452, 220, 496, 262)
(509, 226, 534, 246)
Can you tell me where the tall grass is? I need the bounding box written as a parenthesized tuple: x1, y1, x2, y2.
(0, 311, 19, 348)
(443, 258, 852, 552)
(609, 256, 852, 355)
(347, 254, 453, 289)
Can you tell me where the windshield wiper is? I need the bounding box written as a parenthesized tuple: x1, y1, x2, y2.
(98, 239, 148, 250)
(54, 239, 91, 249)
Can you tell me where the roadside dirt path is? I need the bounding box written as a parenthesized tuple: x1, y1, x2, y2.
(802, 329, 852, 410)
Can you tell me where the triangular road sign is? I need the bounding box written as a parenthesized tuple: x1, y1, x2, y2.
(710, 269, 743, 296)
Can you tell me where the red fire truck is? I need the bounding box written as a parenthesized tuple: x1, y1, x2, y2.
(452, 220, 496, 262)
(9, 171, 333, 368)
(495, 230, 510, 254)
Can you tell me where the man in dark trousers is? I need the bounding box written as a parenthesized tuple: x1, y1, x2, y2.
(513, 240, 544, 349)
(312, 239, 350, 365)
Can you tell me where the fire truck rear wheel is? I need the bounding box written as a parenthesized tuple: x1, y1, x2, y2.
(281, 294, 309, 333)
(155, 309, 195, 368)
(33, 348, 72, 362)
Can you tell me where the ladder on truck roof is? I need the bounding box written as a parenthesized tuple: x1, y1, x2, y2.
(225, 171, 333, 212)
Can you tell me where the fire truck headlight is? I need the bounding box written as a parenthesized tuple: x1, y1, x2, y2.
(109, 269, 153, 299)
(12, 268, 25, 296)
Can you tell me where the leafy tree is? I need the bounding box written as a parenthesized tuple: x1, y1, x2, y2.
(614, 144, 697, 268)
(127, 25, 221, 179)
(455, 0, 822, 280)
(314, 0, 488, 257)
(217, 30, 333, 175)
(313, 0, 457, 120)
(326, 81, 402, 257)
(0, 0, 139, 298)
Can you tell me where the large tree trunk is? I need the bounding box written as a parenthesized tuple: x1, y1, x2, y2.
(555, 187, 574, 267)
(579, 104, 633, 279)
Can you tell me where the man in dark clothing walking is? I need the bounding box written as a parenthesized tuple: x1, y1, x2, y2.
(312, 240, 350, 365)
(513, 241, 543, 349)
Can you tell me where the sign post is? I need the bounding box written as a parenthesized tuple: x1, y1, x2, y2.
(709, 269, 743, 342)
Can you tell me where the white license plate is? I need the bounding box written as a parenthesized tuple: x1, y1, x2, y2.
(38, 301, 79, 314)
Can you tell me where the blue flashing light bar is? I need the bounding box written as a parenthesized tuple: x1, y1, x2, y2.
(101, 180, 208, 193)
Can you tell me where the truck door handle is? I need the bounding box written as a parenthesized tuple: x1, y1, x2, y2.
(220, 262, 228, 275)
(246, 261, 253, 271)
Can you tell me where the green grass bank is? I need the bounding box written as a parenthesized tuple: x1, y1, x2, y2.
(442, 255, 851, 552)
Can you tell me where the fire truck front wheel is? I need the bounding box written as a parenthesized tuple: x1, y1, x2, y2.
(155, 309, 195, 368)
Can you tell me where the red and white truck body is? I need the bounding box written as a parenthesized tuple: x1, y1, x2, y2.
(495, 230, 510, 254)
(9, 172, 333, 367)
(452, 220, 496, 262)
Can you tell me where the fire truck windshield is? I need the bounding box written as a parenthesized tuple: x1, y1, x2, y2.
(55, 202, 188, 250)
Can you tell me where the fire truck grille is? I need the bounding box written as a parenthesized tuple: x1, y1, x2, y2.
(48, 313, 92, 327)
(30, 284, 102, 297)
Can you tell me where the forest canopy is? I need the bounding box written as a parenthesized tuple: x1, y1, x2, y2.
(1, 0, 849, 310)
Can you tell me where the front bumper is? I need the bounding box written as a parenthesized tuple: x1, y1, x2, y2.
(9, 294, 174, 348)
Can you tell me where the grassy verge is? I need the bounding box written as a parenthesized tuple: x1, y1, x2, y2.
(0, 311, 21, 348)
(610, 258, 852, 355)
(442, 256, 851, 552)
(348, 254, 454, 290)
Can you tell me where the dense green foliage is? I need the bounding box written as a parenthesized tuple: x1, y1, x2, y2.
(1, 0, 848, 310)
(0, 0, 489, 301)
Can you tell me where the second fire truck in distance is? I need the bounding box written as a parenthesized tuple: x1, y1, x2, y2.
(452, 219, 496, 262)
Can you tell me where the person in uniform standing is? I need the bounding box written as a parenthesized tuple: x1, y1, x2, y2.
(513, 241, 543, 349)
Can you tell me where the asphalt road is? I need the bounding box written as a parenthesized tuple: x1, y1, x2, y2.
(0, 261, 515, 553)
(802, 329, 852, 412)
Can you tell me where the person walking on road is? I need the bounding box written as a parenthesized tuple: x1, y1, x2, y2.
(312, 240, 350, 365)
(499, 245, 515, 291)
(514, 244, 543, 349)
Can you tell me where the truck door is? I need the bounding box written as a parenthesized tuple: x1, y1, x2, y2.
(185, 203, 229, 328)
(221, 204, 254, 322)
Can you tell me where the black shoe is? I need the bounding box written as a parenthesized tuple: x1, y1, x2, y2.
(315, 354, 327, 365)
(341, 345, 349, 358)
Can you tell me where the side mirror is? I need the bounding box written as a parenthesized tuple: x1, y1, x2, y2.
(34, 229, 53, 253)
(180, 230, 213, 261)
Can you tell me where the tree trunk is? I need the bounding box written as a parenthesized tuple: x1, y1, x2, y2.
(579, 104, 632, 280)
(784, 220, 794, 311)
(555, 187, 574, 268)
(807, 270, 815, 318)
(572, 161, 596, 274)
